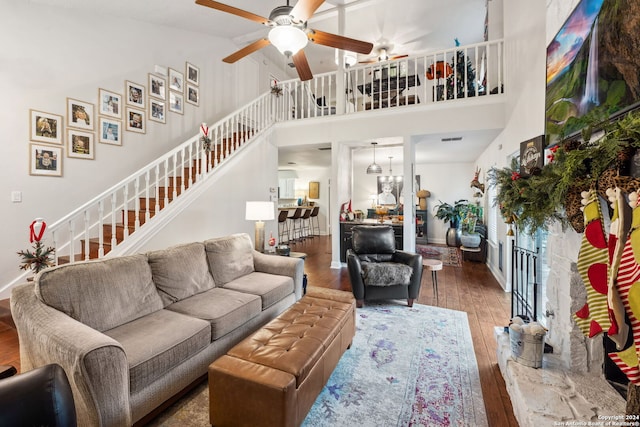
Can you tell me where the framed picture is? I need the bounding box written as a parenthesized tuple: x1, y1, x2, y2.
(309, 181, 319, 199)
(67, 129, 95, 159)
(149, 99, 166, 124)
(148, 73, 166, 100)
(29, 143, 62, 176)
(186, 84, 199, 106)
(30, 110, 63, 144)
(377, 176, 403, 206)
(126, 107, 146, 133)
(169, 91, 184, 114)
(99, 117, 122, 145)
(519, 135, 545, 177)
(67, 98, 94, 131)
(168, 68, 184, 92)
(125, 80, 145, 109)
(186, 62, 199, 86)
(98, 88, 122, 119)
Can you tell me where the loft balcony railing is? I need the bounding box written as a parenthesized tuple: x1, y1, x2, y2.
(39, 39, 504, 268)
(273, 39, 504, 120)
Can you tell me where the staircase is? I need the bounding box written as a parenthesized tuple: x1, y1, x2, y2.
(51, 122, 262, 266)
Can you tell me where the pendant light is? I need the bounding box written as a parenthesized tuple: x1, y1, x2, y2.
(366, 142, 382, 174)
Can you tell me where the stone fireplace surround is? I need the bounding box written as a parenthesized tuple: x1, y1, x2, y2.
(496, 224, 626, 425)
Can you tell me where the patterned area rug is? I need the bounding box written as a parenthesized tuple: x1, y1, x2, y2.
(416, 244, 463, 267)
(148, 303, 487, 427)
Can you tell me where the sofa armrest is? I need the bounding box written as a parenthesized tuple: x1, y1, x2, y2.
(11, 283, 131, 427)
(253, 252, 305, 300)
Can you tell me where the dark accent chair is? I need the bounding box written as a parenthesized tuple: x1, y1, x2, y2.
(0, 364, 77, 427)
(466, 224, 488, 263)
(347, 225, 423, 308)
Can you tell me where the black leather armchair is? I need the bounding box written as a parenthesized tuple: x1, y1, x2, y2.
(347, 225, 423, 308)
(0, 364, 77, 427)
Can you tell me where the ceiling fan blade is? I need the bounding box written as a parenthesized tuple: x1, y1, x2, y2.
(195, 0, 269, 25)
(309, 29, 373, 55)
(290, 0, 325, 23)
(223, 39, 270, 63)
(390, 54, 409, 60)
(292, 50, 313, 81)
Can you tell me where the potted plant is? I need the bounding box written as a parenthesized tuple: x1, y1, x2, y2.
(433, 199, 469, 246)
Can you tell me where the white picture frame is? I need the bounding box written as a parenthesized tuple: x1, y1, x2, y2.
(99, 117, 123, 146)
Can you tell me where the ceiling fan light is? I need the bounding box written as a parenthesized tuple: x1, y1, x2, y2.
(268, 26, 308, 56)
(378, 48, 389, 62)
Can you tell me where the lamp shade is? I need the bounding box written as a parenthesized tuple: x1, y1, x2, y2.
(245, 201, 275, 221)
(268, 26, 308, 56)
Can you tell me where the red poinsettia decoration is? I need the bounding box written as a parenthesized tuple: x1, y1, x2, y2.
(546, 145, 559, 163)
(511, 171, 521, 181)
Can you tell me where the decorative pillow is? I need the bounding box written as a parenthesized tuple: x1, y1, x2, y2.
(204, 234, 255, 285)
(147, 242, 216, 306)
(361, 262, 413, 287)
(35, 254, 163, 332)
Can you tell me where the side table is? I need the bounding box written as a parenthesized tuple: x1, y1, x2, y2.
(460, 246, 481, 262)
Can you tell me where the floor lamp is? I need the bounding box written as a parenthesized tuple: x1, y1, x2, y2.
(245, 201, 275, 252)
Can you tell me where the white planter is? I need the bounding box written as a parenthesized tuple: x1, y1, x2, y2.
(460, 232, 481, 248)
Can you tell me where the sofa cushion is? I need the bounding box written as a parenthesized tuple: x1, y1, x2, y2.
(166, 287, 261, 340)
(361, 262, 413, 287)
(222, 272, 294, 310)
(104, 309, 210, 394)
(147, 242, 216, 306)
(204, 234, 254, 285)
(35, 254, 163, 332)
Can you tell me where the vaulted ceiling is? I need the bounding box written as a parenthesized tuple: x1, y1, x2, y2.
(31, 0, 493, 167)
(32, 0, 487, 77)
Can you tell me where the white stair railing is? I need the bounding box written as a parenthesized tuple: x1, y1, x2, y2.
(48, 91, 274, 264)
(44, 39, 505, 265)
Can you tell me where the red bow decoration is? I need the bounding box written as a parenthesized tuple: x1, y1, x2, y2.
(29, 219, 46, 243)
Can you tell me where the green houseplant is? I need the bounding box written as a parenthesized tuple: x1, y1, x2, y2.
(433, 199, 469, 246)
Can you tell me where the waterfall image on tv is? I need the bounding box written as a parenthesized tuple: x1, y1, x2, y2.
(545, 0, 640, 144)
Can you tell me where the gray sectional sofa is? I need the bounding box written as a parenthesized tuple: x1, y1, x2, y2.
(10, 233, 304, 427)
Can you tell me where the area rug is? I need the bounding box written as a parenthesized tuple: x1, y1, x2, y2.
(416, 244, 463, 267)
(148, 303, 487, 427)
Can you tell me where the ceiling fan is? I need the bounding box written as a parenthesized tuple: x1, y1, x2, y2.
(358, 47, 408, 64)
(195, 0, 374, 81)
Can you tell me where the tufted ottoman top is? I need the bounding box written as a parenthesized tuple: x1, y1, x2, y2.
(227, 291, 354, 387)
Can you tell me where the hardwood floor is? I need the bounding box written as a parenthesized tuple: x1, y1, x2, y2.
(0, 235, 517, 426)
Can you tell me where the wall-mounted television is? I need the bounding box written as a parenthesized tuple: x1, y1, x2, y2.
(545, 0, 640, 144)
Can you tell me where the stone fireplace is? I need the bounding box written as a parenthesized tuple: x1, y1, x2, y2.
(496, 223, 626, 426)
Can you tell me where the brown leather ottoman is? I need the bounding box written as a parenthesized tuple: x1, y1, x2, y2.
(209, 287, 356, 427)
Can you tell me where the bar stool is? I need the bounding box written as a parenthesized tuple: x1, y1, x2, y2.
(309, 206, 320, 236)
(287, 208, 303, 242)
(300, 208, 313, 239)
(278, 210, 289, 243)
(423, 259, 443, 303)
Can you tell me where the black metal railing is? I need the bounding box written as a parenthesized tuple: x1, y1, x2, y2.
(511, 240, 539, 320)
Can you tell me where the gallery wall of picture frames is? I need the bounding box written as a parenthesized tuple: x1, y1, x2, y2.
(28, 61, 200, 176)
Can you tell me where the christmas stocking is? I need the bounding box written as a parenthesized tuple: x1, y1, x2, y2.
(610, 191, 640, 384)
(573, 190, 611, 337)
(605, 188, 630, 348)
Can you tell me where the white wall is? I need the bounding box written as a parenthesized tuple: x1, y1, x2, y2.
(474, 0, 547, 288)
(415, 162, 476, 244)
(138, 133, 279, 252)
(0, 1, 267, 293)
